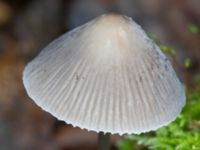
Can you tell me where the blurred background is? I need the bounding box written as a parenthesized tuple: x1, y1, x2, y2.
(0, 0, 200, 150)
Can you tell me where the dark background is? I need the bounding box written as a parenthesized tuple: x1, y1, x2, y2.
(0, 0, 199, 149)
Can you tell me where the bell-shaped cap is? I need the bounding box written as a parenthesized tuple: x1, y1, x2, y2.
(23, 13, 186, 135)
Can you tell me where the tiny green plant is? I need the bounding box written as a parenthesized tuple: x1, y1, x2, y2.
(184, 58, 192, 69)
(187, 24, 199, 34)
(148, 33, 176, 56)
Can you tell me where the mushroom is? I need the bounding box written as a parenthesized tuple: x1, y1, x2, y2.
(23, 13, 186, 149)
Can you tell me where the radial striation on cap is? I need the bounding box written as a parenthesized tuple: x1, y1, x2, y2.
(23, 13, 186, 135)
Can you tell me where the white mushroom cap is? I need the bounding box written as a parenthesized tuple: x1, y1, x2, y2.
(23, 13, 186, 135)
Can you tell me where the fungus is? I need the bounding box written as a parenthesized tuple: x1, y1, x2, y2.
(23, 13, 186, 149)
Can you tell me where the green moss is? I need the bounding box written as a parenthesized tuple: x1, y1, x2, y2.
(184, 58, 192, 69)
(188, 24, 199, 34)
(148, 33, 176, 56)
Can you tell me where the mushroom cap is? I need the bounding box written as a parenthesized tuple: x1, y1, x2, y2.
(23, 13, 186, 135)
